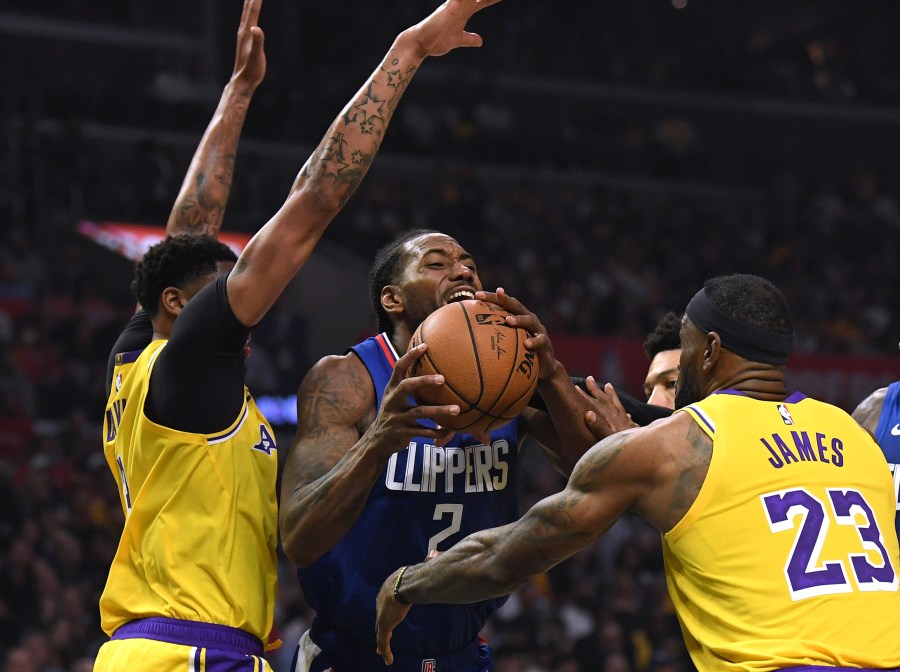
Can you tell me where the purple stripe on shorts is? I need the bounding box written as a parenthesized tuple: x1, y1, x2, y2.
(112, 617, 263, 657)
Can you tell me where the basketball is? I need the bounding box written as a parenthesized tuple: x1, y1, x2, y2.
(407, 299, 540, 434)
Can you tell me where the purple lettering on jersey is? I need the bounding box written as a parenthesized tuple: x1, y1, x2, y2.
(816, 433, 830, 462)
(773, 433, 799, 464)
(251, 424, 276, 455)
(105, 399, 127, 442)
(830, 438, 844, 467)
(760, 437, 784, 468)
(762, 489, 848, 598)
(791, 431, 816, 462)
(829, 489, 895, 586)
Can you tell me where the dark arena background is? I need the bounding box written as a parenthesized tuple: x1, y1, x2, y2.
(1, 1, 899, 670)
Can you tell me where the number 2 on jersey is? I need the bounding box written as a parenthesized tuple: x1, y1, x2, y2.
(761, 487, 897, 600)
(428, 503, 463, 553)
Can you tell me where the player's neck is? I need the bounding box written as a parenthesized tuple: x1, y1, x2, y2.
(709, 364, 788, 402)
(151, 317, 174, 342)
(388, 322, 413, 355)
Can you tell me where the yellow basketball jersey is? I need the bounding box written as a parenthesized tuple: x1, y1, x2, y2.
(666, 391, 900, 671)
(100, 340, 278, 643)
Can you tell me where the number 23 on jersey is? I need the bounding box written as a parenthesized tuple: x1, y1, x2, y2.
(761, 487, 898, 600)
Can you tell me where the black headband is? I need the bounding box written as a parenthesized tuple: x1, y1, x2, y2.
(685, 288, 793, 365)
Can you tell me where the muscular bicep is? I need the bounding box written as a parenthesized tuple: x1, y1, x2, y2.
(496, 431, 647, 576)
(280, 355, 374, 501)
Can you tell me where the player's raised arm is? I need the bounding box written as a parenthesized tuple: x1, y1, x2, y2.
(226, 0, 502, 328)
(167, 0, 266, 238)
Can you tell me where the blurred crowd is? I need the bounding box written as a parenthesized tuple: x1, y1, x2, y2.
(2, 0, 900, 670)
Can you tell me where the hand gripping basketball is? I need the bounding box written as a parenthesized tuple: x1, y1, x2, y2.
(365, 343, 458, 457)
(407, 299, 540, 434)
(475, 288, 556, 381)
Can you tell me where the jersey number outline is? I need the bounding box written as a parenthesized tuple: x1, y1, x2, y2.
(761, 487, 897, 600)
(428, 503, 463, 553)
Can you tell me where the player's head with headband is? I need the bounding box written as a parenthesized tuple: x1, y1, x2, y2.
(676, 273, 794, 409)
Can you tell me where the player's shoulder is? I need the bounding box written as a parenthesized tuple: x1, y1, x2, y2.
(598, 412, 697, 475)
(297, 352, 376, 419)
(622, 411, 708, 479)
(301, 351, 369, 388)
(852, 386, 889, 436)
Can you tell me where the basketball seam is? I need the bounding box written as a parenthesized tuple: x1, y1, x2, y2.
(418, 318, 478, 412)
(482, 320, 522, 418)
(460, 302, 487, 407)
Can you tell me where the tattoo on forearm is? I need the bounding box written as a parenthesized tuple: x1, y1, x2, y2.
(170, 95, 250, 237)
(524, 491, 592, 563)
(298, 53, 419, 206)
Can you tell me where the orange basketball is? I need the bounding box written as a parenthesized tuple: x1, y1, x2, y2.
(407, 299, 540, 434)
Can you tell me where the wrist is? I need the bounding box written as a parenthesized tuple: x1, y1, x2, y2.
(537, 359, 565, 385)
(227, 76, 258, 99)
(393, 29, 430, 64)
(393, 566, 412, 605)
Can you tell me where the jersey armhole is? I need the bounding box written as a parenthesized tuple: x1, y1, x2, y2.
(665, 407, 722, 543)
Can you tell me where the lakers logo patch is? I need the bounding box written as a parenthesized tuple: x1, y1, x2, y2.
(252, 424, 276, 455)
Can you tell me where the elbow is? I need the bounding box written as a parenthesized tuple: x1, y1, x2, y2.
(289, 178, 344, 219)
(280, 529, 315, 569)
(279, 518, 324, 569)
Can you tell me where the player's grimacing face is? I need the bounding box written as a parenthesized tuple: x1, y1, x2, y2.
(398, 233, 483, 326)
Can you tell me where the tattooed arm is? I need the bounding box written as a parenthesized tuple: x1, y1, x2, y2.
(226, 0, 502, 327)
(374, 412, 712, 664)
(280, 345, 459, 567)
(852, 387, 887, 438)
(166, 0, 266, 238)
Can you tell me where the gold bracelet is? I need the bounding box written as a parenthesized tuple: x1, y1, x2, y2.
(392, 565, 411, 605)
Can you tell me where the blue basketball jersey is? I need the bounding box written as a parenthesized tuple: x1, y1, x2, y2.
(298, 333, 522, 666)
(874, 381, 900, 540)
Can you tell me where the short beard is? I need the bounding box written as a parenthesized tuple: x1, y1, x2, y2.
(674, 373, 702, 410)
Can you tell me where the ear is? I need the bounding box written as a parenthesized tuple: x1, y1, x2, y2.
(159, 286, 188, 319)
(702, 332, 722, 372)
(381, 285, 404, 317)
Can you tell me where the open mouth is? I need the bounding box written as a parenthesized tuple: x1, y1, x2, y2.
(446, 289, 476, 304)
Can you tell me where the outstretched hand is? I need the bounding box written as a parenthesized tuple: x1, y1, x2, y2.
(364, 344, 458, 457)
(581, 377, 638, 439)
(232, 0, 266, 92)
(403, 0, 503, 59)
